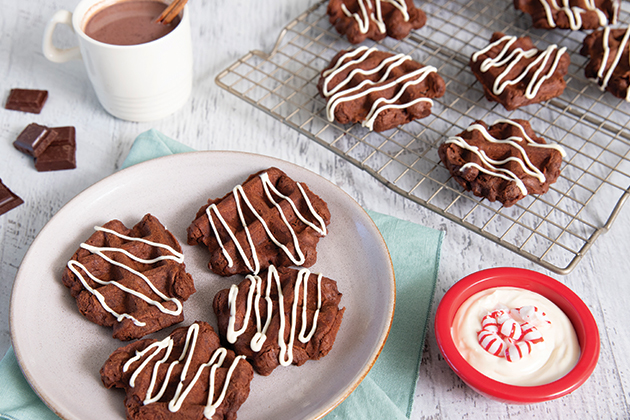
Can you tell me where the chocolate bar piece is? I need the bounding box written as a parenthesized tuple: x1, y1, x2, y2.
(0, 180, 24, 216)
(35, 126, 76, 172)
(13, 123, 58, 157)
(5, 88, 48, 114)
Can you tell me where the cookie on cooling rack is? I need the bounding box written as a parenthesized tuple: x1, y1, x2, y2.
(470, 32, 570, 111)
(327, 0, 426, 44)
(514, 0, 619, 30)
(62, 214, 196, 341)
(438, 119, 565, 207)
(581, 26, 630, 101)
(186, 167, 330, 277)
(317, 46, 445, 132)
(101, 321, 254, 420)
(213, 266, 345, 376)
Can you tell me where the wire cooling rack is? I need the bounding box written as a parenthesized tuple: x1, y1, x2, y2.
(216, 0, 630, 274)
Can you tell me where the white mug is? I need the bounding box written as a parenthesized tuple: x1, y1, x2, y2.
(42, 0, 193, 122)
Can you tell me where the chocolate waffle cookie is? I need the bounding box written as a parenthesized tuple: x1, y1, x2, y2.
(187, 167, 330, 277)
(317, 47, 445, 132)
(101, 321, 254, 420)
(438, 119, 565, 207)
(470, 32, 570, 111)
(327, 0, 426, 44)
(62, 213, 196, 340)
(213, 266, 345, 376)
(581, 26, 630, 101)
(514, 0, 619, 30)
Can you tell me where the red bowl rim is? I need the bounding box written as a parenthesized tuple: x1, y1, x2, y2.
(434, 267, 600, 403)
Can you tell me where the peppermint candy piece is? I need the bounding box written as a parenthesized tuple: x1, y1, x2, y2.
(477, 306, 550, 362)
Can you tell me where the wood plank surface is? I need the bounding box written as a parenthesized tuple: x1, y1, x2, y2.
(0, 0, 628, 418)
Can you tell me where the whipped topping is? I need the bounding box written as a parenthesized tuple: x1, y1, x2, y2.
(451, 287, 580, 386)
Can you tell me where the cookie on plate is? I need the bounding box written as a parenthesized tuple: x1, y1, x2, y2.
(470, 32, 570, 111)
(514, 0, 619, 30)
(317, 46, 445, 132)
(438, 119, 565, 207)
(213, 266, 345, 376)
(101, 321, 254, 420)
(327, 0, 426, 44)
(187, 167, 330, 277)
(62, 213, 196, 340)
(580, 26, 630, 101)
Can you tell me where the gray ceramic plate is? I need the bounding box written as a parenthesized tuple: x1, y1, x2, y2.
(10, 151, 395, 420)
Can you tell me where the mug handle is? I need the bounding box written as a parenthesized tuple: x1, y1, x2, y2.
(42, 10, 82, 63)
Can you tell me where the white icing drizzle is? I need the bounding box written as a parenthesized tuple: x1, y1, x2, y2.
(322, 47, 411, 96)
(67, 225, 184, 327)
(321, 47, 437, 130)
(595, 26, 630, 101)
(204, 171, 327, 275)
(340, 0, 410, 35)
(538, 0, 609, 30)
(492, 119, 566, 157)
(226, 266, 324, 367)
(445, 119, 565, 196)
(122, 323, 245, 419)
(472, 34, 567, 100)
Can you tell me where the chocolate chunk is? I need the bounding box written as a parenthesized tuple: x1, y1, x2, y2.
(5, 88, 48, 114)
(13, 123, 58, 158)
(34, 126, 76, 172)
(0, 180, 24, 216)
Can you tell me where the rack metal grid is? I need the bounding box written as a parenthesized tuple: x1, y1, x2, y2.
(216, 0, 630, 274)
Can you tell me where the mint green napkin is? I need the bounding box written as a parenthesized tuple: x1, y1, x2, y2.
(121, 129, 195, 168)
(0, 129, 442, 420)
(0, 347, 60, 420)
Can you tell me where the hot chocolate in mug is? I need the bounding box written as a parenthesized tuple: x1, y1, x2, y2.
(42, 0, 193, 122)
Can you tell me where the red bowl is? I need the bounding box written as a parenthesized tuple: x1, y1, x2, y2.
(434, 267, 600, 404)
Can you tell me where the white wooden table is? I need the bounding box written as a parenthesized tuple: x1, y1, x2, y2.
(1, 0, 628, 418)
